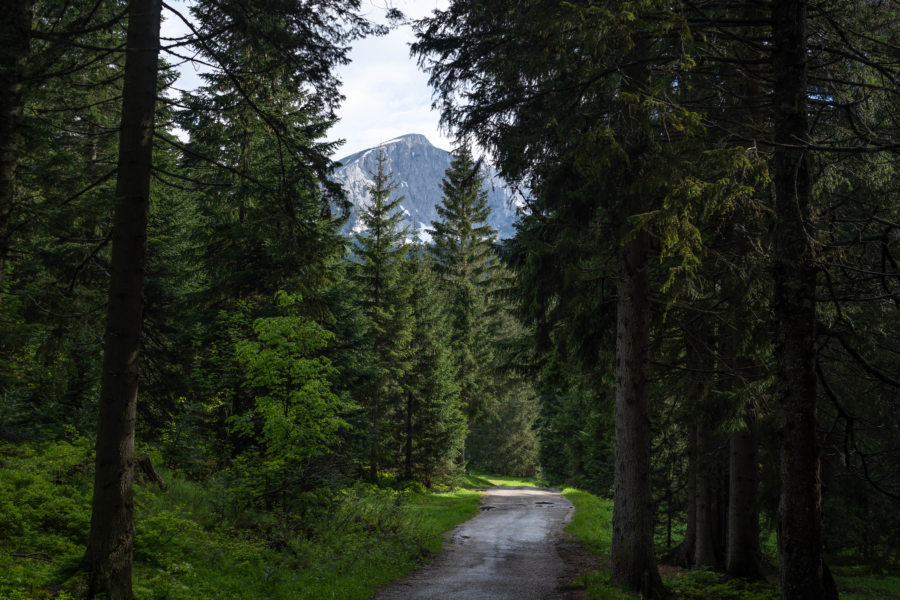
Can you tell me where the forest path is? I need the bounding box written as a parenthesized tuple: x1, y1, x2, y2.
(371, 486, 594, 600)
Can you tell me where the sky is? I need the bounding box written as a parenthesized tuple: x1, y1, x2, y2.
(161, 0, 453, 160)
(329, 0, 452, 159)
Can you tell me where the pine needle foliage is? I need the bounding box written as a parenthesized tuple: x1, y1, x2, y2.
(429, 144, 498, 423)
(352, 150, 414, 481)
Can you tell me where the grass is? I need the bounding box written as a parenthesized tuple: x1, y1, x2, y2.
(0, 439, 482, 600)
(463, 471, 545, 488)
(559, 486, 900, 600)
(562, 487, 613, 556)
(836, 573, 900, 600)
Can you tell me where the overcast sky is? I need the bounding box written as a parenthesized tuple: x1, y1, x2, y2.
(162, 0, 452, 158)
(329, 0, 452, 160)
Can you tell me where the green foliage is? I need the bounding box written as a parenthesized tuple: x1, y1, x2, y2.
(575, 572, 640, 599)
(466, 472, 544, 488)
(0, 441, 481, 600)
(835, 573, 900, 600)
(0, 439, 93, 597)
(538, 362, 615, 495)
(466, 382, 540, 477)
(429, 144, 498, 423)
(562, 488, 614, 556)
(664, 571, 777, 600)
(402, 251, 466, 486)
(225, 291, 351, 505)
(352, 151, 415, 481)
(231, 292, 347, 457)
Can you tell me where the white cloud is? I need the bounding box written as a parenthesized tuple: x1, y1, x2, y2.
(329, 0, 453, 159)
(160, 0, 453, 158)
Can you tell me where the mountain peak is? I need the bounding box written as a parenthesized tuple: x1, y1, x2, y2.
(382, 133, 432, 147)
(332, 134, 520, 240)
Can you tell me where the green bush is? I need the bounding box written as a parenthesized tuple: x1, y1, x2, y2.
(0, 440, 482, 600)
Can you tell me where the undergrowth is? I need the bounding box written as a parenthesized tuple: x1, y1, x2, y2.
(0, 439, 481, 599)
(561, 487, 900, 600)
(464, 471, 545, 488)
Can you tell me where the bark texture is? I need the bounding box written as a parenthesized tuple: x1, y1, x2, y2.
(725, 420, 765, 580)
(688, 325, 723, 570)
(83, 0, 161, 597)
(608, 33, 667, 599)
(0, 0, 33, 294)
(663, 422, 697, 569)
(693, 424, 722, 570)
(610, 224, 667, 598)
(771, 2, 837, 598)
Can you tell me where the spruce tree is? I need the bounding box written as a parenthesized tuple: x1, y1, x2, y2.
(352, 150, 413, 482)
(430, 144, 497, 452)
(403, 248, 465, 485)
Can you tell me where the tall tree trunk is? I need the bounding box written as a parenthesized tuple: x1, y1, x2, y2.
(722, 322, 763, 580)
(694, 425, 720, 569)
(687, 322, 722, 570)
(663, 421, 697, 569)
(0, 0, 33, 296)
(404, 392, 413, 480)
(83, 0, 161, 597)
(609, 33, 667, 599)
(771, 2, 837, 598)
(370, 396, 379, 483)
(725, 416, 765, 580)
(610, 222, 667, 598)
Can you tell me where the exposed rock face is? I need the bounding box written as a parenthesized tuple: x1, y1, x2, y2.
(332, 134, 521, 240)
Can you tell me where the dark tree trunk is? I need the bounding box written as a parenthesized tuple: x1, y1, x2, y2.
(687, 324, 723, 570)
(610, 223, 667, 598)
(609, 33, 667, 599)
(0, 0, 33, 295)
(771, 2, 837, 599)
(83, 0, 161, 597)
(694, 424, 721, 569)
(664, 423, 696, 568)
(370, 398, 379, 483)
(725, 418, 765, 580)
(404, 392, 413, 480)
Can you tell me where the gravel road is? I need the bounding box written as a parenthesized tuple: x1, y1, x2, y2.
(371, 486, 591, 600)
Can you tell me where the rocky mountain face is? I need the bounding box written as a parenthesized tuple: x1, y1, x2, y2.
(331, 134, 521, 240)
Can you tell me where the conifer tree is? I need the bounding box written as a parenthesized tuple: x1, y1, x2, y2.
(430, 144, 498, 453)
(0, 0, 32, 297)
(84, 1, 162, 596)
(353, 150, 413, 481)
(402, 249, 465, 485)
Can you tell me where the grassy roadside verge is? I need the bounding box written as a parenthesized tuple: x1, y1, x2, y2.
(560, 487, 900, 600)
(0, 440, 482, 600)
(463, 471, 544, 488)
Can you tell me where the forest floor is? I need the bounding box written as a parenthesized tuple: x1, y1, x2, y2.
(1, 444, 897, 600)
(559, 487, 900, 600)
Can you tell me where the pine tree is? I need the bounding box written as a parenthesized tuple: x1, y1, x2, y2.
(430, 144, 498, 452)
(0, 0, 32, 298)
(352, 150, 413, 482)
(402, 249, 465, 485)
(84, 1, 162, 596)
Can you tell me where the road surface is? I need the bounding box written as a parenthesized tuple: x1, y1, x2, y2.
(372, 486, 590, 600)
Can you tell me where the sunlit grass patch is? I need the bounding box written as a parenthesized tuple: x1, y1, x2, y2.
(462, 472, 494, 488)
(405, 488, 482, 553)
(466, 471, 545, 487)
(562, 487, 613, 556)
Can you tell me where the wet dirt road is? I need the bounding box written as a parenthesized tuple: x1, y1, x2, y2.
(372, 486, 585, 600)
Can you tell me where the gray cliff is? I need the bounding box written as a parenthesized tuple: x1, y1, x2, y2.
(332, 134, 521, 240)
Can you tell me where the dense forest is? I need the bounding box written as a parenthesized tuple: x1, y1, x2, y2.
(0, 0, 898, 599)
